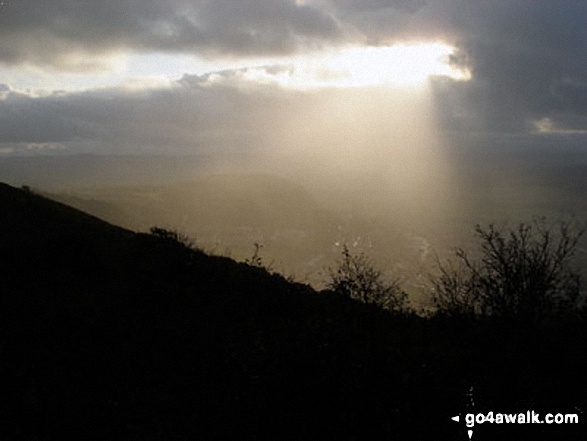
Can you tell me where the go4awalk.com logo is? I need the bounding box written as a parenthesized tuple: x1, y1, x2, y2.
(451, 411, 579, 439)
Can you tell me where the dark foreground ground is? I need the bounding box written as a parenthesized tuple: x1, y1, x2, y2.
(1, 183, 586, 440)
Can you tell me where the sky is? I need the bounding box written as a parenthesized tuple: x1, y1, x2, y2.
(0, 0, 586, 159)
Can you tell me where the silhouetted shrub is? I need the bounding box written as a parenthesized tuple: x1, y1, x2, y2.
(432, 220, 584, 321)
(149, 226, 195, 249)
(244, 242, 272, 271)
(327, 245, 408, 312)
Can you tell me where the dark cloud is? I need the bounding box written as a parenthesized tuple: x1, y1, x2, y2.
(0, 74, 316, 154)
(0, 0, 342, 68)
(443, 1, 587, 132)
(321, 0, 427, 14)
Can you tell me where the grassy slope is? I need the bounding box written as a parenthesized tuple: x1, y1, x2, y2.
(1, 183, 586, 440)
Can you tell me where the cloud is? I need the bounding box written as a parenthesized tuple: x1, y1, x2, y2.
(0, 0, 343, 69)
(453, 2, 587, 133)
(0, 73, 318, 155)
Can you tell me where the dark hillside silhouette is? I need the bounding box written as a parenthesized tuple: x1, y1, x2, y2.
(1, 183, 586, 440)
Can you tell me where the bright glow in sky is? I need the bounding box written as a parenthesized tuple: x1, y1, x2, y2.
(178, 42, 469, 90)
(272, 43, 469, 89)
(0, 43, 468, 93)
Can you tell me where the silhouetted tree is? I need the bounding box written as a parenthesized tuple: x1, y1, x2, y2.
(432, 220, 584, 321)
(328, 245, 408, 312)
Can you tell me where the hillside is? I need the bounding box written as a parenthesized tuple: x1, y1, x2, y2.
(1, 183, 586, 440)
